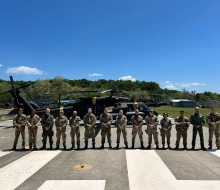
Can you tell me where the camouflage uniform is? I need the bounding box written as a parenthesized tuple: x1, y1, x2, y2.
(131, 115, 144, 145)
(145, 115, 159, 146)
(69, 116, 81, 148)
(55, 115, 68, 148)
(13, 114, 27, 149)
(175, 116, 190, 148)
(100, 113, 113, 144)
(206, 112, 220, 149)
(115, 115, 128, 146)
(83, 113, 97, 145)
(27, 114, 41, 149)
(190, 113, 205, 149)
(160, 118, 172, 146)
(41, 114, 54, 148)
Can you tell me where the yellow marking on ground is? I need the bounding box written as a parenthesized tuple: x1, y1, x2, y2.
(74, 164, 92, 171)
(0, 136, 10, 139)
(97, 134, 101, 138)
(25, 146, 30, 149)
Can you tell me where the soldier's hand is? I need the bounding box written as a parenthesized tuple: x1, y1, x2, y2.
(32, 125, 35, 128)
(18, 125, 21, 128)
(196, 125, 200, 128)
(212, 122, 216, 128)
(120, 126, 123, 130)
(150, 125, 154, 129)
(182, 122, 186, 125)
(45, 127, 49, 131)
(72, 127, 76, 130)
(88, 125, 92, 129)
(135, 126, 139, 130)
(59, 127, 62, 131)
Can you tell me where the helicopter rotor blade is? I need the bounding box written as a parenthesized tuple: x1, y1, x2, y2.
(0, 90, 11, 96)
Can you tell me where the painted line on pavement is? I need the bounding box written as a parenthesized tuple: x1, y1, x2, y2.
(38, 180, 106, 190)
(208, 149, 220, 158)
(126, 150, 220, 190)
(0, 150, 61, 190)
(0, 150, 12, 158)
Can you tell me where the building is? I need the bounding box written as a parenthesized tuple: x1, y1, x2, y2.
(171, 99, 196, 108)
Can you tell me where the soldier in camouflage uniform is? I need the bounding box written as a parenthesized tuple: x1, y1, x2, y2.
(206, 107, 220, 150)
(190, 107, 206, 150)
(27, 109, 41, 150)
(175, 111, 190, 150)
(100, 108, 113, 149)
(145, 110, 159, 149)
(55, 109, 68, 150)
(131, 109, 144, 149)
(69, 111, 81, 150)
(83, 108, 97, 149)
(40, 108, 54, 150)
(115, 110, 128, 148)
(160, 112, 172, 149)
(12, 108, 27, 150)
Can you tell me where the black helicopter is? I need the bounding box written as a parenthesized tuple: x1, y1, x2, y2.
(0, 76, 158, 122)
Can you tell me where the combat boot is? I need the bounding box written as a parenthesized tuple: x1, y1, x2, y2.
(156, 145, 160, 150)
(217, 146, 220, 150)
(33, 146, 37, 150)
(92, 143, 95, 149)
(131, 142, 134, 149)
(116, 143, 119, 149)
(40, 145, 46, 150)
(50, 144, 53, 150)
(29, 145, 32, 150)
(201, 146, 206, 151)
(191, 146, 195, 150)
(22, 147, 26, 151)
(63, 146, 66, 150)
(84, 144, 88, 149)
(77, 144, 80, 150)
(125, 143, 128, 149)
(146, 144, 151, 149)
(162, 144, 165, 149)
(141, 142, 145, 149)
(184, 146, 187, 150)
(208, 146, 212, 149)
(175, 146, 179, 150)
(168, 144, 171, 150)
(71, 144, 75, 150)
(100, 143, 104, 149)
(12, 145, 16, 151)
(109, 143, 112, 149)
(55, 146, 59, 150)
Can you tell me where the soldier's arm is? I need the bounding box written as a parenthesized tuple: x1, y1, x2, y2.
(100, 114, 104, 127)
(216, 114, 220, 124)
(26, 116, 32, 127)
(13, 115, 18, 127)
(206, 114, 212, 125)
(115, 116, 119, 127)
(76, 117, 81, 128)
(153, 117, 158, 127)
(63, 117, 68, 129)
(131, 116, 134, 126)
(185, 118, 190, 126)
(139, 117, 143, 127)
(83, 115, 88, 127)
(21, 115, 27, 126)
(122, 116, 127, 128)
(108, 115, 113, 125)
(175, 118, 181, 126)
(35, 116, 41, 127)
(91, 115, 97, 127)
(168, 120, 172, 130)
(49, 116, 54, 129)
(201, 115, 205, 126)
(190, 115, 195, 126)
(41, 116, 45, 127)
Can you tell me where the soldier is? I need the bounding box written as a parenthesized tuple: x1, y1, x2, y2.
(100, 108, 113, 149)
(83, 108, 97, 149)
(145, 110, 159, 149)
(115, 110, 128, 148)
(27, 109, 41, 150)
(175, 111, 190, 150)
(40, 108, 54, 150)
(206, 107, 220, 150)
(12, 108, 27, 150)
(160, 112, 172, 149)
(131, 109, 144, 149)
(55, 109, 68, 150)
(190, 107, 206, 150)
(69, 111, 81, 150)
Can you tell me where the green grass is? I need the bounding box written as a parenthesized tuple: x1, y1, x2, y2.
(152, 106, 220, 127)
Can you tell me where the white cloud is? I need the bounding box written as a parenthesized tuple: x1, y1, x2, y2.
(179, 82, 205, 88)
(163, 81, 178, 90)
(0, 64, 3, 67)
(6, 66, 44, 75)
(162, 81, 205, 90)
(118, 75, 136, 81)
(89, 73, 103, 77)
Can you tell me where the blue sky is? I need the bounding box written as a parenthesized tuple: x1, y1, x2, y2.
(0, 0, 219, 93)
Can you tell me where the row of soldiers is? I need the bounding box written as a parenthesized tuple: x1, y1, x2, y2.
(12, 106, 220, 150)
